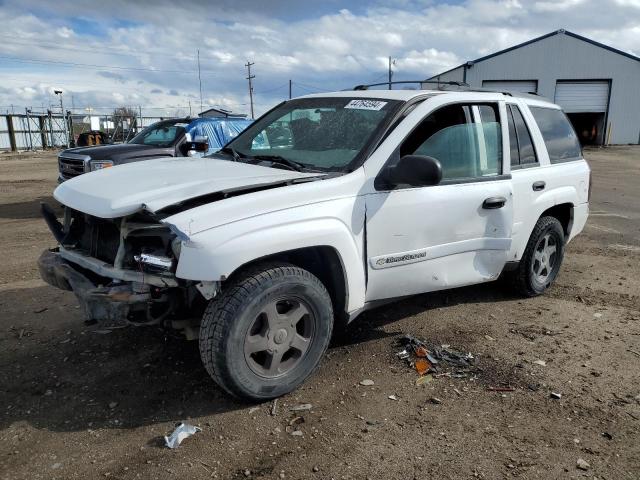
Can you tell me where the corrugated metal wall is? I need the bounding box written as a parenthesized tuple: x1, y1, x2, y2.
(425, 32, 640, 144)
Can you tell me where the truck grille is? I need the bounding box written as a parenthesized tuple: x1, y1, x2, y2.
(59, 156, 86, 179)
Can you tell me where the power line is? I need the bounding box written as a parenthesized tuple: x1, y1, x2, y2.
(254, 83, 288, 95)
(293, 81, 332, 93)
(0, 55, 222, 75)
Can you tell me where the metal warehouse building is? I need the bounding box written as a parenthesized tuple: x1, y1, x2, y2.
(426, 29, 640, 145)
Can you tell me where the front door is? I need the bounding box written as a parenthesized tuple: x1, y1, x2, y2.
(365, 102, 514, 301)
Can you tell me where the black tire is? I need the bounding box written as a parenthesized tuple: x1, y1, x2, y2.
(511, 216, 565, 297)
(199, 262, 333, 400)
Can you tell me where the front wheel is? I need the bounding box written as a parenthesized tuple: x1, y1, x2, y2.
(199, 263, 333, 400)
(511, 216, 565, 297)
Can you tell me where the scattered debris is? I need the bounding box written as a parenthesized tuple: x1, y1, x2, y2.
(487, 386, 515, 392)
(396, 349, 410, 360)
(312, 466, 319, 472)
(271, 399, 278, 416)
(396, 334, 476, 380)
(290, 403, 312, 412)
(593, 312, 603, 319)
(602, 432, 613, 440)
(248, 407, 260, 415)
(33, 307, 47, 314)
(415, 346, 428, 357)
(288, 416, 304, 427)
(290, 430, 303, 437)
(453, 388, 463, 396)
(576, 458, 590, 470)
(108, 401, 118, 409)
(388, 395, 398, 401)
(164, 423, 201, 449)
(244, 469, 251, 477)
(429, 397, 442, 405)
(415, 375, 433, 386)
(533, 360, 547, 366)
(550, 392, 562, 400)
(484, 334, 495, 341)
(359, 379, 375, 386)
(414, 358, 430, 376)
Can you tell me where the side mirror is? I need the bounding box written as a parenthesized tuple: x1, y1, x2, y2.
(190, 135, 209, 152)
(383, 154, 442, 187)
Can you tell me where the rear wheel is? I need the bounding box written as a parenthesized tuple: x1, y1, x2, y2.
(199, 263, 333, 400)
(512, 216, 565, 297)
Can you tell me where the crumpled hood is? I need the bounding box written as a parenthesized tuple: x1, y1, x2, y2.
(54, 156, 321, 218)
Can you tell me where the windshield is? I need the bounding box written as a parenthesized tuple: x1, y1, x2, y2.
(129, 120, 188, 147)
(223, 97, 402, 172)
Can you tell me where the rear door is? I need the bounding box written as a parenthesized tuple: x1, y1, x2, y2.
(364, 101, 514, 301)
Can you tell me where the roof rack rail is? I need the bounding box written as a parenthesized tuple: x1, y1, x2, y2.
(353, 80, 469, 90)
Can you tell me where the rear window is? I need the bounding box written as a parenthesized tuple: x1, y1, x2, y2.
(529, 107, 582, 163)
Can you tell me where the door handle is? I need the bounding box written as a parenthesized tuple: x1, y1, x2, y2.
(532, 181, 546, 191)
(482, 196, 507, 209)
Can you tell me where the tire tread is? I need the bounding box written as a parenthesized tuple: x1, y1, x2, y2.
(199, 262, 332, 399)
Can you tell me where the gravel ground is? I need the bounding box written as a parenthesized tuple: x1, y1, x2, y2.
(0, 147, 639, 480)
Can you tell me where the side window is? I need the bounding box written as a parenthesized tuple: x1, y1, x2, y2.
(400, 103, 501, 181)
(529, 107, 582, 163)
(507, 106, 520, 166)
(509, 105, 537, 165)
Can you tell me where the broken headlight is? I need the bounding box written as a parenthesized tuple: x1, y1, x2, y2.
(134, 253, 174, 274)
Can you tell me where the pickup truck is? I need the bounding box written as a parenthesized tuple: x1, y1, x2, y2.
(57, 116, 252, 181)
(39, 88, 590, 400)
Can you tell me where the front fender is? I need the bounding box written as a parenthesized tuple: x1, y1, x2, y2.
(173, 204, 367, 313)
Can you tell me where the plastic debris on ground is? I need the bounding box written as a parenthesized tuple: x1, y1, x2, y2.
(396, 334, 477, 381)
(164, 422, 201, 449)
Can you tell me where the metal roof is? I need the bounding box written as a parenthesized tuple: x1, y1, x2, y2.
(431, 29, 640, 79)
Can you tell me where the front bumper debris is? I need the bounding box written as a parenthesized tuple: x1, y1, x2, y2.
(38, 249, 155, 326)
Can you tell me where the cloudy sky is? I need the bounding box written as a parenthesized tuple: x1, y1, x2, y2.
(1, 0, 638, 118)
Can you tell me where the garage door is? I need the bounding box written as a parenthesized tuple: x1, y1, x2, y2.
(482, 80, 538, 94)
(554, 81, 609, 113)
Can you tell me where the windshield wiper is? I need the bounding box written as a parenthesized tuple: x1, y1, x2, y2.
(249, 154, 309, 172)
(219, 146, 244, 162)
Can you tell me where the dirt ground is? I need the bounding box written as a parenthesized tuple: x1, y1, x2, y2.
(0, 147, 639, 480)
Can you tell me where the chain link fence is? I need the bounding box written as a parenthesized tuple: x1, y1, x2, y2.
(0, 112, 165, 151)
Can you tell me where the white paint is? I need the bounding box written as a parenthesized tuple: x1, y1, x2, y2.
(53, 157, 321, 218)
(555, 81, 610, 113)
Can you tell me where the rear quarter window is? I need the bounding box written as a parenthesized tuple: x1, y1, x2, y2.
(529, 107, 582, 163)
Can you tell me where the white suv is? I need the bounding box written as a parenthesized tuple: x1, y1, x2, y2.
(39, 88, 590, 400)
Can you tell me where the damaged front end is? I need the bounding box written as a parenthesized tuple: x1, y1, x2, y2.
(38, 203, 214, 337)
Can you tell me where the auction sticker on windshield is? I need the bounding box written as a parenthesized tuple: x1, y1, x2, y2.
(345, 99, 387, 111)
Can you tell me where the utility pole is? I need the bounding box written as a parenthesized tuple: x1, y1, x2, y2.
(138, 105, 143, 134)
(245, 61, 255, 118)
(197, 49, 203, 114)
(289, 79, 292, 99)
(188, 99, 192, 117)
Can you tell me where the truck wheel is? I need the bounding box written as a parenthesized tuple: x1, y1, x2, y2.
(512, 216, 565, 297)
(199, 263, 333, 400)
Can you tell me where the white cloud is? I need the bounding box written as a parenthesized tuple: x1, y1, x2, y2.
(0, 0, 638, 117)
